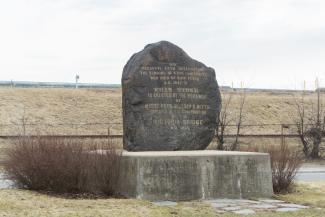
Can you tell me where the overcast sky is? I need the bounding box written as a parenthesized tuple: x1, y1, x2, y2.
(0, 0, 324, 89)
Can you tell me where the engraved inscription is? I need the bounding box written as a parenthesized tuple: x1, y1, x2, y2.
(139, 64, 210, 130)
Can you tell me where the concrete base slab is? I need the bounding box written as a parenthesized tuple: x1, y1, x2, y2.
(152, 201, 177, 206)
(150, 198, 311, 215)
(279, 204, 309, 209)
(249, 204, 277, 209)
(118, 150, 273, 201)
(207, 199, 311, 215)
(276, 208, 301, 212)
(233, 209, 256, 215)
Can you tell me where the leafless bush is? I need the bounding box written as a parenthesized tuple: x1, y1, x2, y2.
(87, 148, 122, 195)
(241, 142, 303, 194)
(266, 144, 302, 193)
(4, 136, 121, 196)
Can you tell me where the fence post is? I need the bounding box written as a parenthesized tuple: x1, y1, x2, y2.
(281, 124, 290, 145)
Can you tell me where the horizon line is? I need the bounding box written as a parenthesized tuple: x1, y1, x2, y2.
(0, 80, 323, 92)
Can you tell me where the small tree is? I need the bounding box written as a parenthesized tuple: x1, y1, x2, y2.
(216, 93, 232, 150)
(294, 86, 325, 159)
(231, 89, 246, 150)
(216, 88, 246, 151)
(14, 107, 29, 136)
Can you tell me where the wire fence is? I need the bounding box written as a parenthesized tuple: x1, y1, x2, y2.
(1, 122, 324, 153)
(0, 122, 122, 137)
(0, 122, 305, 139)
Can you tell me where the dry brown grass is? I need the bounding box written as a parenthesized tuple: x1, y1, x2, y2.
(277, 181, 325, 208)
(0, 182, 325, 217)
(0, 87, 122, 135)
(1, 87, 323, 135)
(0, 87, 324, 156)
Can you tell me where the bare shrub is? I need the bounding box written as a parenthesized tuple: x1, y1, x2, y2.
(241, 142, 303, 194)
(86, 148, 122, 195)
(4, 136, 121, 196)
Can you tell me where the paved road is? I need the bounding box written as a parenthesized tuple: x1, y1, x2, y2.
(296, 164, 325, 182)
(0, 173, 13, 189)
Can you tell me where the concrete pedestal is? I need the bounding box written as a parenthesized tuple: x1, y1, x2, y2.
(118, 150, 273, 201)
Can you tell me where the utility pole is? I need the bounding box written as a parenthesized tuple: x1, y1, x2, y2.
(316, 78, 320, 127)
(75, 74, 80, 89)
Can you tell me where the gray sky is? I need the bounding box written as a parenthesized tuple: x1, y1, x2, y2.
(0, 0, 324, 89)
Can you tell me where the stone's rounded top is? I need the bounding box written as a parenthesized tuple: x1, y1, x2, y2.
(144, 41, 190, 62)
(122, 41, 211, 81)
(122, 150, 270, 157)
(122, 41, 221, 151)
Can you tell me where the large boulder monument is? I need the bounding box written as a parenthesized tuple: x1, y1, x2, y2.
(122, 41, 221, 151)
(119, 41, 273, 201)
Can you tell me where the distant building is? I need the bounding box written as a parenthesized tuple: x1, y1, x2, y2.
(316, 88, 325, 92)
(219, 86, 234, 92)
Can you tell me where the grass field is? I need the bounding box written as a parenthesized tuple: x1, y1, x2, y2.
(0, 182, 324, 217)
(0, 87, 324, 135)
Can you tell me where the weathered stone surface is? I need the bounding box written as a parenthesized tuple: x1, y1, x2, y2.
(118, 150, 273, 201)
(232, 209, 256, 215)
(223, 206, 242, 211)
(204, 199, 310, 215)
(279, 204, 309, 209)
(122, 41, 221, 151)
(152, 201, 177, 206)
(258, 199, 284, 203)
(276, 208, 301, 212)
(249, 204, 277, 209)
